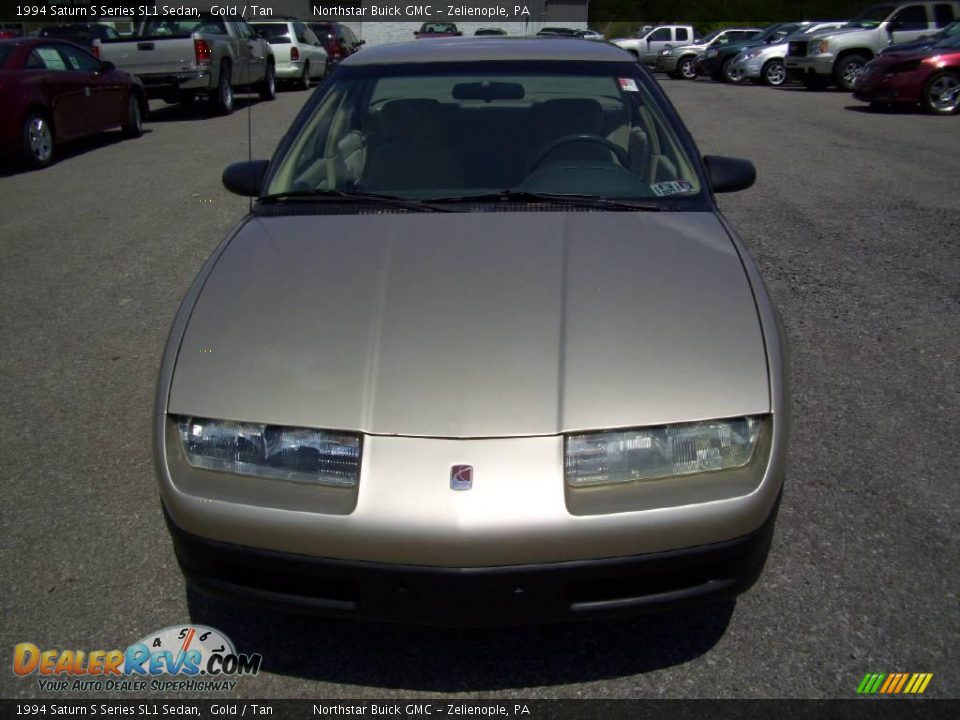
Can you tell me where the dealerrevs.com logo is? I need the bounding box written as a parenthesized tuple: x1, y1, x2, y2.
(13, 625, 262, 692)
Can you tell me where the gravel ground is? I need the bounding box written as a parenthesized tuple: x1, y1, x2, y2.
(1, 75, 957, 701)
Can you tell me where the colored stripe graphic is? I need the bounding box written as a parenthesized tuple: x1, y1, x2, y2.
(858, 673, 933, 694)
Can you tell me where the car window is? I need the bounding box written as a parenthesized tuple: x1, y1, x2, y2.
(0, 44, 14, 68)
(675, 28, 689, 41)
(934, 3, 957, 26)
(266, 64, 702, 202)
(57, 43, 101, 72)
(294, 22, 309, 43)
(847, 4, 898, 29)
(649, 28, 671, 41)
(27, 46, 69, 71)
(105, 26, 119, 39)
(892, 5, 930, 30)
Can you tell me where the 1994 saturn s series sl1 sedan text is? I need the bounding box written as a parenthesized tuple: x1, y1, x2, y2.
(155, 38, 790, 626)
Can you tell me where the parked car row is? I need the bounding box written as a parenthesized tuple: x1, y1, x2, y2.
(629, 3, 960, 115)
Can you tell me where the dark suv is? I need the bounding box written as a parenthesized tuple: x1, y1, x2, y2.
(700, 22, 804, 82)
(308, 22, 364, 66)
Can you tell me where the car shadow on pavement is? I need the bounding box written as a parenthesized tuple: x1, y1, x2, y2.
(146, 97, 261, 123)
(843, 104, 919, 115)
(186, 589, 735, 691)
(0, 129, 153, 177)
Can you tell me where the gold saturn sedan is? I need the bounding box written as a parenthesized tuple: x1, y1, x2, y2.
(155, 38, 790, 625)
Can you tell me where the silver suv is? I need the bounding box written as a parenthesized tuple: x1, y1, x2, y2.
(729, 23, 846, 86)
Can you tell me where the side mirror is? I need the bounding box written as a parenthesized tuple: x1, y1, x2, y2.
(222, 160, 269, 197)
(358, 39, 365, 45)
(703, 155, 755, 194)
(99, 60, 116, 73)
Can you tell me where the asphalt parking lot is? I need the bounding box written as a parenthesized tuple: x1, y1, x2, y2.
(1, 77, 958, 700)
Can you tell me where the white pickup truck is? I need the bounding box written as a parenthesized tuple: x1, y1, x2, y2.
(613, 25, 699, 65)
(95, 15, 276, 114)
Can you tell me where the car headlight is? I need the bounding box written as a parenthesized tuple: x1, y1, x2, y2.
(660, 48, 675, 56)
(565, 417, 763, 487)
(742, 49, 763, 60)
(809, 39, 830, 54)
(706, 48, 719, 57)
(176, 416, 361, 487)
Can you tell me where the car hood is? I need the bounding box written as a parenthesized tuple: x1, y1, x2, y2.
(805, 26, 867, 41)
(168, 212, 769, 438)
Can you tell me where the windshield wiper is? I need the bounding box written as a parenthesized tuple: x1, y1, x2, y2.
(429, 190, 664, 211)
(257, 190, 462, 213)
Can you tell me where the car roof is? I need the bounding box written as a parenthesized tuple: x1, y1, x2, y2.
(342, 37, 633, 66)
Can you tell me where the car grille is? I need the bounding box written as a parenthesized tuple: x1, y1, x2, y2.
(788, 41, 807, 57)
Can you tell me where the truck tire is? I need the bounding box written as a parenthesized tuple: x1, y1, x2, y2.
(210, 62, 233, 115)
(122, 93, 143, 138)
(834, 53, 868, 92)
(921, 70, 960, 115)
(258, 60, 276, 101)
(21, 111, 55, 169)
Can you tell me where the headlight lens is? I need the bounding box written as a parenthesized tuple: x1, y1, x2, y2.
(660, 48, 675, 56)
(742, 49, 763, 60)
(706, 48, 719, 57)
(810, 39, 830, 54)
(565, 417, 763, 487)
(177, 416, 361, 487)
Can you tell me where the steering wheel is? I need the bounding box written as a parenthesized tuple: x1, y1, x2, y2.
(525, 134, 630, 176)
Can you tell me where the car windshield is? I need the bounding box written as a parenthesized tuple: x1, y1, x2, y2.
(0, 44, 13, 67)
(847, 4, 897, 29)
(700, 30, 723, 44)
(264, 62, 703, 204)
(420, 23, 456, 33)
(251, 23, 291, 43)
(933, 33, 960, 48)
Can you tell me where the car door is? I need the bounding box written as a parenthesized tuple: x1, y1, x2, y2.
(24, 44, 89, 139)
(643, 27, 674, 63)
(297, 24, 325, 76)
(57, 43, 125, 132)
(235, 21, 266, 85)
(888, 5, 935, 44)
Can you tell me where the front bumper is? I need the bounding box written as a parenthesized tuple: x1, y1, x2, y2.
(275, 60, 306, 79)
(167, 493, 781, 626)
(853, 68, 922, 104)
(785, 55, 833, 81)
(138, 70, 212, 99)
(656, 55, 679, 72)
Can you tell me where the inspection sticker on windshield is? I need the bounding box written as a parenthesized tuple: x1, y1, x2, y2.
(618, 77, 640, 92)
(652, 180, 696, 196)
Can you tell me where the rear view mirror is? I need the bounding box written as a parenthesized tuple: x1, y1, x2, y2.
(222, 160, 269, 197)
(453, 81, 524, 101)
(703, 155, 756, 194)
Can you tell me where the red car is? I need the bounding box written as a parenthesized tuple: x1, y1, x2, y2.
(855, 35, 960, 115)
(0, 37, 147, 168)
